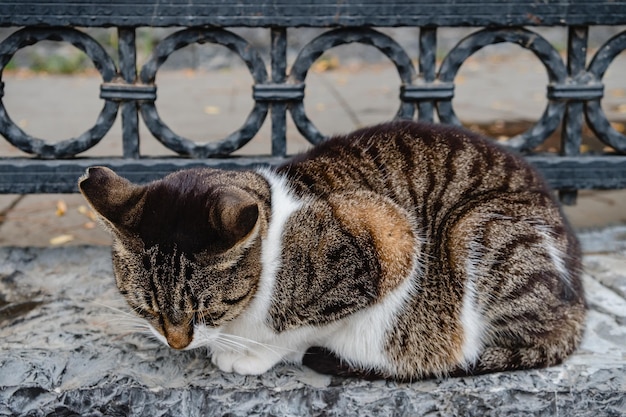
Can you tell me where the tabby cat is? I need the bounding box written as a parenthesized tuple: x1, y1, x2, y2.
(79, 120, 586, 381)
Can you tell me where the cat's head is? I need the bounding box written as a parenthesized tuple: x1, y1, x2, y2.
(79, 166, 270, 350)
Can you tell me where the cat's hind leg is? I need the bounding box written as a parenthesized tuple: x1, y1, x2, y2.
(450, 345, 566, 377)
(449, 195, 586, 375)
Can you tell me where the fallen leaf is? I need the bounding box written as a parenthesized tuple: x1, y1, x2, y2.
(50, 234, 74, 245)
(55, 200, 67, 217)
(77, 205, 97, 221)
(204, 105, 221, 115)
(490, 101, 512, 111)
(336, 76, 348, 86)
(312, 56, 340, 73)
(83, 221, 96, 230)
(490, 101, 503, 110)
(463, 60, 480, 71)
(610, 122, 625, 133)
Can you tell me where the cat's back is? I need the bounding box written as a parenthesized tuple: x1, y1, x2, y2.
(278, 120, 548, 205)
(276, 121, 585, 380)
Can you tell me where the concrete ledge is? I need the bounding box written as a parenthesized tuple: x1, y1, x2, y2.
(1, 232, 626, 416)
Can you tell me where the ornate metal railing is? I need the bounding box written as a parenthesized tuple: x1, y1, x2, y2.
(0, 1, 626, 203)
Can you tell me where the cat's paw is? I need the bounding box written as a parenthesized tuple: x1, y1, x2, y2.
(232, 355, 276, 375)
(211, 350, 239, 373)
(212, 351, 277, 375)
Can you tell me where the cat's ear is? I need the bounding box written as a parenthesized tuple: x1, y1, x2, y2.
(211, 189, 259, 245)
(78, 166, 146, 231)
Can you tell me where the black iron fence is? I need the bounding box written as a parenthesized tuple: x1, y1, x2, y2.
(1, 1, 626, 203)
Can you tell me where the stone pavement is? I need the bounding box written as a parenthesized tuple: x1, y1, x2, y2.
(0, 51, 626, 415)
(0, 231, 625, 416)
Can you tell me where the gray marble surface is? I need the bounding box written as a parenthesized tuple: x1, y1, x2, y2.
(1, 231, 625, 416)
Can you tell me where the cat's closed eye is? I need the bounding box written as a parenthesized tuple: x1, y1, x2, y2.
(136, 307, 159, 320)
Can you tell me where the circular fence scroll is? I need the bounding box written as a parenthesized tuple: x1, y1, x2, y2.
(437, 28, 568, 152)
(0, 27, 118, 158)
(586, 31, 626, 154)
(1, 26, 623, 159)
(288, 28, 417, 145)
(139, 28, 269, 158)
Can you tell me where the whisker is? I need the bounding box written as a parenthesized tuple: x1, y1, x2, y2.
(214, 338, 247, 354)
(210, 338, 245, 354)
(198, 310, 207, 326)
(216, 336, 250, 350)
(92, 301, 138, 318)
(91, 301, 159, 340)
(219, 333, 303, 356)
(97, 317, 147, 328)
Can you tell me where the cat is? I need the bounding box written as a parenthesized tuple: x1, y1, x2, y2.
(79, 120, 586, 381)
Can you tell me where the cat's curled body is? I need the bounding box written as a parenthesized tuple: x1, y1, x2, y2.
(79, 120, 586, 380)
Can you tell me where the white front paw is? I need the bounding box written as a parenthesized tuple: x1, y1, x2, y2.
(211, 351, 278, 375)
(211, 350, 241, 373)
(232, 355, 276, 375)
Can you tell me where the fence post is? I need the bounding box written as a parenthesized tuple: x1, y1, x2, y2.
(559, 26, 589, 204)
(118, 27, 140, 159)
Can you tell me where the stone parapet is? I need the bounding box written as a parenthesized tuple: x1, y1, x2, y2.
(1, 236, 625, 416)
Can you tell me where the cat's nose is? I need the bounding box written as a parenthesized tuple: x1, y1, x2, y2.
(167, 333, 191, 350)
(163, 317, 193, 349)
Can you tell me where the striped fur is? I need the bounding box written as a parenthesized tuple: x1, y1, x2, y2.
(79, 120, 586, 380)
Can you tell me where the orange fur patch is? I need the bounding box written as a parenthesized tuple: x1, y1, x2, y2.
(330, 192, 416, 296)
